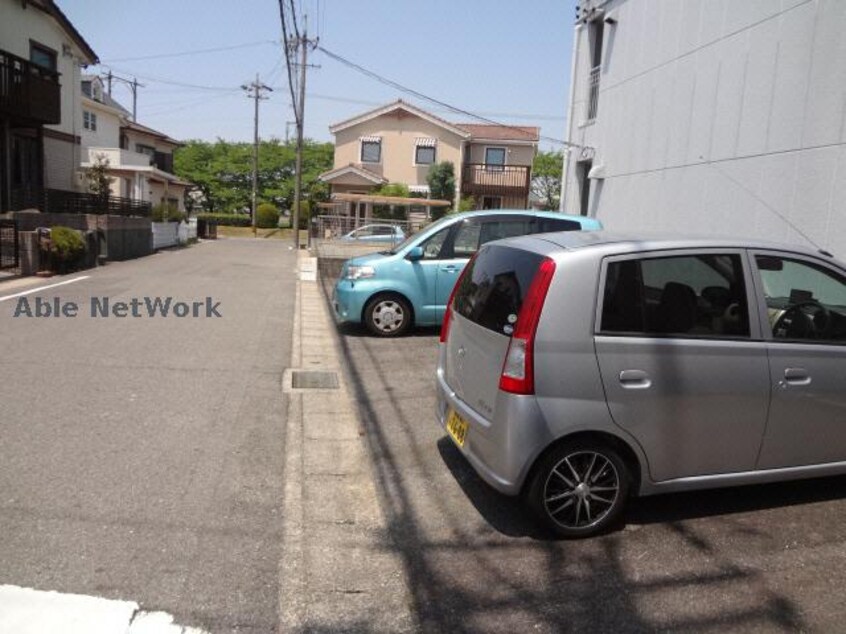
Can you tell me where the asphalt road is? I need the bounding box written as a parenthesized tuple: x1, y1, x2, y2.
(325, 279, 846, 633)
(0, 240, 296, 633)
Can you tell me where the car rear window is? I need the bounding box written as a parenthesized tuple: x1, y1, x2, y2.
(453, 245, 546, 336)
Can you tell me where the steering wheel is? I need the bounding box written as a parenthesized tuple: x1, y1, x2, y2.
(772, 300, 830, 339)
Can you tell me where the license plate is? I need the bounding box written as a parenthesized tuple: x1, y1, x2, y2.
(446, 409, 468, 447)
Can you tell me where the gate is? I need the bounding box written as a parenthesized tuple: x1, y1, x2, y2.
(0, 219, 19, 270)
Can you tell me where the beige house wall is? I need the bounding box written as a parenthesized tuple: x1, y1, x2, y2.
(150, 181, 187, 212)
(333, 113, 465, 188)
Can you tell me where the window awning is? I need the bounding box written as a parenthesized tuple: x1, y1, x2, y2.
(414, 137, 437, 147)
(359, 135, 382, 143)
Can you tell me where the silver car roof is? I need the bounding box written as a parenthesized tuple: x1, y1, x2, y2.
(499, 230, 840, 263)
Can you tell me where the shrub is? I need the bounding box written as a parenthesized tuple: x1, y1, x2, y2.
(151, 203, 185, 223)
(256, 202, 280, 229)
(195, 213, 251, 227)
(49, 226, 85, 262)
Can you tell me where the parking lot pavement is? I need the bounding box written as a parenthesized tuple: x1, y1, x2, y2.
(321, 278, 846, 633)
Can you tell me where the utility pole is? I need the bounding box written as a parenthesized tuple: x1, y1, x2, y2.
(242, 74, 273, 237)
(290, 18, 319, 249)
(131, 78, 139, 121)
(101, 72, 144, 120)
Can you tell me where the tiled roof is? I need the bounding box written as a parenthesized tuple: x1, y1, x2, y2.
(456, 124, 539, 142)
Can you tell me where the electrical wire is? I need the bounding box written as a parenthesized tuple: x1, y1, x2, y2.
(289, 0, 301, 40)
(278, 0, 301, 126)
(101, 40, 277, 63)
(316, 46, 577, 148)
(103, 66, 241, 92)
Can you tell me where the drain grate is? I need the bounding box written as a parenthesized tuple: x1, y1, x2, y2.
(291, 370, 339, 389)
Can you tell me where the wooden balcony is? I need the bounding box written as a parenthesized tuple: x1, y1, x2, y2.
(0, 49, 61, 124)
(461, 163, 531, 199)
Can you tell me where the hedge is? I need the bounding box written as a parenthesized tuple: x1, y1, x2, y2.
(195, 213, 251, 227)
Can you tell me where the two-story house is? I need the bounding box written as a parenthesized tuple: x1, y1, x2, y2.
(319, 100, 538, 216)
(0, 0, 98, 212)
(80, 75, 189, 212)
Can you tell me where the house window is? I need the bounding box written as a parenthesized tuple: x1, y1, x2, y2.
(360, 138, 381, 163)
(485, 147, 506, 172)
(586, 18, 605, 121)
(414, 138, 437, 165)
(136, 144, 156, 157)
(29, 42, 57, 72)
(83, 111, 97, 131)
(415, 146, 436, 165)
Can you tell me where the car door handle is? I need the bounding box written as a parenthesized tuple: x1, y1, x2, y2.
(440, 265, 458, 272)
(619, 370, 651, 389)
(781, 367, 811, 387)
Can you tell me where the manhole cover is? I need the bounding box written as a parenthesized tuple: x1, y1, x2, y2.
(291, 371, 339, 389)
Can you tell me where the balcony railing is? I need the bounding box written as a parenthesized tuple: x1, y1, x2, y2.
(0, 48, 60, 124)
(461, 163, 531, 198)
(586, 65, 600, 122)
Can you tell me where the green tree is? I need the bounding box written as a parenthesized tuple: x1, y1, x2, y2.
(85, 154, 112, 204)
(426, 161, 455, 206)
(173, 138, 333, 214)
(532, 150, 564, 211)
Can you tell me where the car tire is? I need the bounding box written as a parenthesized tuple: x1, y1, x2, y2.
(364, 294, 412, 337)
(526, 440, 630, 539)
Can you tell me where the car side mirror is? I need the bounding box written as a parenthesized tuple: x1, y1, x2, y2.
(406, 246, 424, 261)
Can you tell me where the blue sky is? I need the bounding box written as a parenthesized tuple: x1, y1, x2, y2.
(61, 1, 576, 150)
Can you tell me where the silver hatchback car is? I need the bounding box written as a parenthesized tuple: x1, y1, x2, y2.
(436, 232, 846, 537)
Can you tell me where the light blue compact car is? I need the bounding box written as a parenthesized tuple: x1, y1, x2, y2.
(332, 210, 603, 336)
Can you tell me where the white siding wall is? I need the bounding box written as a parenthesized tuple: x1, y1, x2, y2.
(565, 0, 846, 257)
(80, 100, 123, 149)
(43, 136, 77, 191)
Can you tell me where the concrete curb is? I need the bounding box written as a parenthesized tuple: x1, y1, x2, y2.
(278, 252, 414, 632)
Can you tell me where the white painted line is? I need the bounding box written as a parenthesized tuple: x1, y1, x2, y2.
(0, 585, 209, 634)
(0, 275, 90, 303)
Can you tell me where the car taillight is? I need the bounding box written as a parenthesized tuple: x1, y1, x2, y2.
(499, 257, 556, 395)
(439, 255, 476, 343)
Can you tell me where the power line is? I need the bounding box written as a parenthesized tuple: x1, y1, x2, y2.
(278, 0, 300, 123)
(317, 45, 579, 148)
(289, 0, 301, 40)
(103, 66, 241, 92)
(101, 40, 278, 63)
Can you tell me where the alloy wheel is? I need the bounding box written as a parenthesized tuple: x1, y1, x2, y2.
(542, 450, 621, 531)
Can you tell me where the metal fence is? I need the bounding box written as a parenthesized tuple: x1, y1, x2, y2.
(0, 219, 18, 270)
(43, 189, 152, 217)
(311, 215, 420, 260)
